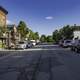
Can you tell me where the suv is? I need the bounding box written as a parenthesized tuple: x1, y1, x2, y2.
(60, 40, 72, 48)
(71, 39, 80, 53)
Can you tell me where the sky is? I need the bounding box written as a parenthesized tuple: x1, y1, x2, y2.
(0, 0, 80, 35)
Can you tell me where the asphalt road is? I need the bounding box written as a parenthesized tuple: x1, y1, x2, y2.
(0, 45, 80, 80)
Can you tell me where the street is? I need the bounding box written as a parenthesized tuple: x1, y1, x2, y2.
(0, 45, 80, 80)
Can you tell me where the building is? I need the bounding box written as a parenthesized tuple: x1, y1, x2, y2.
(0, 6, 21, 49)
(7, 24, 20, 48)
(0, 6, 8, 48)
(73, 31, 80, 39)
(0, 6, 8, 27)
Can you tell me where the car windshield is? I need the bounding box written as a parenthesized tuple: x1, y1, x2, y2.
(18, 42, 24, 44)
(66, 41, 71, 43)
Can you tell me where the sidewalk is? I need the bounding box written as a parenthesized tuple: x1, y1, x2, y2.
(0, 48, 42, 51)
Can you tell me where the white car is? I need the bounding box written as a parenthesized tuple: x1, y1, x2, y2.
(32, 42, 36, 46)
(17, 41, 26, 49)
(30, 40, 36, 46)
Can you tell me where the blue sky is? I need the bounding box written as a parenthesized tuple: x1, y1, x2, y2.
(0, 0, 80, 35)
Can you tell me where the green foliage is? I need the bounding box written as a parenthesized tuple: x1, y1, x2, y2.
(28, 30, 39, 40)
(17, 21, 28, 40)
(40, 35, 53, 43)
(40, 35, 47, 42)
(52, 30, 61, 43)
(60, 25, 73, 39)
(17, 22, 40, 40)
(52, 24, 80, 43)
(34, 32, 39, 40)
(0, 27, 7, 37)
(46, 35, 53, 42)
(28, 30, 34, 40)
(0, 27, 3, 36)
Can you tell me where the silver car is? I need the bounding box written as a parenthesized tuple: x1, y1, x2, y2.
(62, 40, 72, 48)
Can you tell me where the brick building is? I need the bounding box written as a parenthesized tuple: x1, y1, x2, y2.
(0, 6, 8, 27)
(0, 6, 19, 49)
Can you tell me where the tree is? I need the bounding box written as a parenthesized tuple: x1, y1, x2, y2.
(28, 30, 34, 40)
(60, 25, 73, 39)
(17, 21, 28, 40)
(0, 27, 3, 36)
(28, 31, 40, 40)
(0, 26, 7, 37)
(46, 35, 53, 42)
(52, 25, 78, 43)
(40, 35, 46, 42)
(34, 32, 39, 40)
(52, 30, 61, 43)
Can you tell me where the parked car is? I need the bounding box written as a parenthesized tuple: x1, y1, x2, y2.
(59, 40, 64, 46)
(71, 39, 80, 53)
(26, 41, 33, 48)
(30, 40, 36, 46)
(16, 41, 27, 49)
(59, 40, 72, 48)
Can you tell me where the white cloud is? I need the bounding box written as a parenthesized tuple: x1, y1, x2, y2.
(6, 20, 13, 24)
(45, 16, 53, 20)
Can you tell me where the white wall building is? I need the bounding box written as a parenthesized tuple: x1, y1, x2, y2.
(73, 31, 80, 39)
